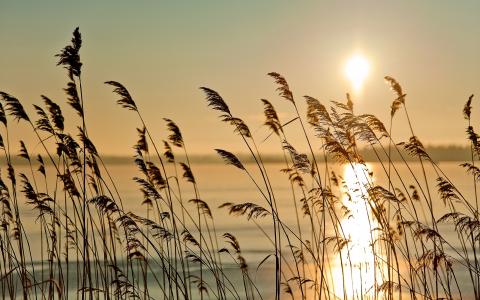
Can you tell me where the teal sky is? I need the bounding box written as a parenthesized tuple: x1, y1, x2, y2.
(1, 1, 479, 155)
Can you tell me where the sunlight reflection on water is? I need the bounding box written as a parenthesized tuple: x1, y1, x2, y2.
(330, 163, 387, 299)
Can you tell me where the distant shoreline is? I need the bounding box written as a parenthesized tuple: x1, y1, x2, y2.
(1, 145, 473, 165)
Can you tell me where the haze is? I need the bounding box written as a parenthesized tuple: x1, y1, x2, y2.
(1, 0, 479, 155)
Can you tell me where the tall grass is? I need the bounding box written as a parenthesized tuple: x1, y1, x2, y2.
(0, 28, 478, 300)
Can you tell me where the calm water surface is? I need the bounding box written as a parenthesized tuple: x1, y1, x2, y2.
(11, 161, 476, 299)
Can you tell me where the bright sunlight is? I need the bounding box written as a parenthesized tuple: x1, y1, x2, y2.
(345, 54, 370, 93)
(330, 163, 387, 299)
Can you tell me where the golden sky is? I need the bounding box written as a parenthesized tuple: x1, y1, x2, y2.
(1, 1, 479, 155)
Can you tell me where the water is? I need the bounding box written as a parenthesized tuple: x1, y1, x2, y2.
(4, 160, 478, 299)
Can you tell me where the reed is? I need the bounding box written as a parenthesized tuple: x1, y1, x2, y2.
(0, 28, 478, 300)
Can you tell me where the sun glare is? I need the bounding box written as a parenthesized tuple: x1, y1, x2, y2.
(329, 163, 387, 298)
(345, 54, 370, 93)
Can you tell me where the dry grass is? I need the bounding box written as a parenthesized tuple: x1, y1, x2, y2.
(0, 28, 478, 300)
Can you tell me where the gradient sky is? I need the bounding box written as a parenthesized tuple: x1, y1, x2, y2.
(1, 1, 479, 155)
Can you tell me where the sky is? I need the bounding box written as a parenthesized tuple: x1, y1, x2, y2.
(1, 1, 479, 155)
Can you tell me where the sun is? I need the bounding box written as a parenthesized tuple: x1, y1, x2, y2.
(344, 54, 370, 93)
